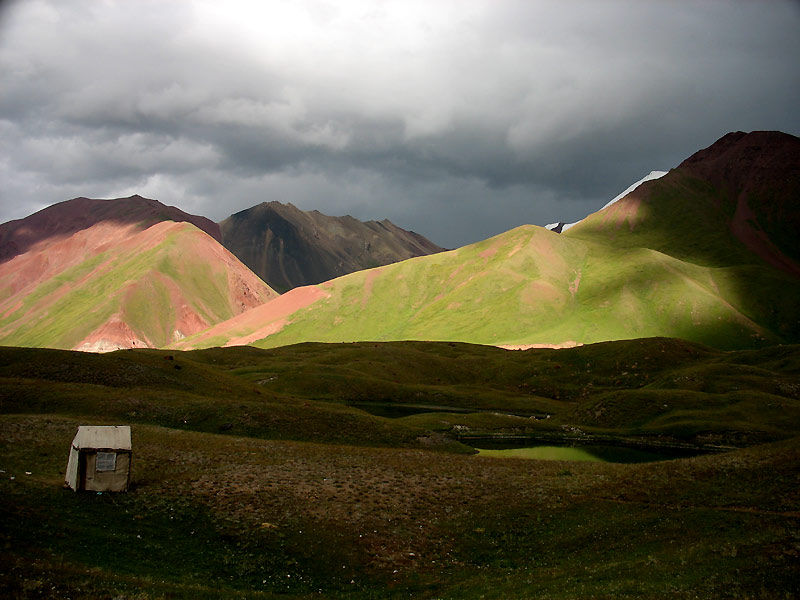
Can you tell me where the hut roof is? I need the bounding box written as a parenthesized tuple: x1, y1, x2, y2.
(72, 425, 131, 450)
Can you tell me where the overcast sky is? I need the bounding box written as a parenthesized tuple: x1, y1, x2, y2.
(1, 0, 799, 248)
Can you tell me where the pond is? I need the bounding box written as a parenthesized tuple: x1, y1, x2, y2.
(473, 443, 706, 464)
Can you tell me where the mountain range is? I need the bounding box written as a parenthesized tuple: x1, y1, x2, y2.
(1, 130, 798, 352)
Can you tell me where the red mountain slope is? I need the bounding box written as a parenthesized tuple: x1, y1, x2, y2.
(0, 195, 222, 264)
(676, 130, 800, 275)
(0, 197, 275, 351)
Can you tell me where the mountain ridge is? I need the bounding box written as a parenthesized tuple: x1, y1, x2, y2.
(1, 130, 797, 353)
(546, 170, 668, 233)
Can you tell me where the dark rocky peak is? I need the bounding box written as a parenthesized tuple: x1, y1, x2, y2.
(678, 130, 800, 191)
(219, 200, 445, 292)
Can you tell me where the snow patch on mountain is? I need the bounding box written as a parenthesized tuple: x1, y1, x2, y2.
(547, 170, 668, 233)
(597, 170, 669, 212)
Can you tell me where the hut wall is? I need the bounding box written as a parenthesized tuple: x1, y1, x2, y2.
(65, 446, 80, 491)
(83, 451, 131, 492)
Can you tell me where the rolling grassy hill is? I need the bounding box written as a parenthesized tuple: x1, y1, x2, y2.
(2, 338, 798, 457)
(1, 339, 798, 598)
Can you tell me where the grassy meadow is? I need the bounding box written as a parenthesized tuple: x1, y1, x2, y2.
(1, 338, 799, 598)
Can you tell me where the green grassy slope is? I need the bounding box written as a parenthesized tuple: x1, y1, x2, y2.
(1, 339, 798, 598)
(566, 173, 754, 267)
(0, 222, 276, 350)
(573, 131, 800, 264)
(196, 223, 796, 351)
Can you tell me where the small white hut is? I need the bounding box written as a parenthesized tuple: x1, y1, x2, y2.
(65, 425, 132, 492)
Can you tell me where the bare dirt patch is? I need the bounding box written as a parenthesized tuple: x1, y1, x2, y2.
(74, 313, 150, 352)
(361, 267, 384, 308)
(499, 341, 582, 350)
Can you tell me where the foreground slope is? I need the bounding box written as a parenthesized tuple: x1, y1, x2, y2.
(180, 131, 799, 351)
(1, 340, 798, 598)
(220, 201, 445, 292)
(4, 420, 797, 598)
(0, 197, 277, 350)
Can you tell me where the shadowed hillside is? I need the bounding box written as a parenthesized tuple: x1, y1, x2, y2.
(566, 131, 800, 276)
(219, 201, 445, 292)
(6, 338, 798, 450)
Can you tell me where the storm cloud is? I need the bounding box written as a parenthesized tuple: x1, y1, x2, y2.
(1, 0, 799, 248)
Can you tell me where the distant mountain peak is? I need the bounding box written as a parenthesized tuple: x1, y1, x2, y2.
(681, 130, 797, 162)
(0, 195, 221, 263)
(219, 201, 445, 293)
(678, 130, 800, 189)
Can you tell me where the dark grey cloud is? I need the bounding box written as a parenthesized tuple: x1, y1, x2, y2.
(1, 0, 799, 248)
